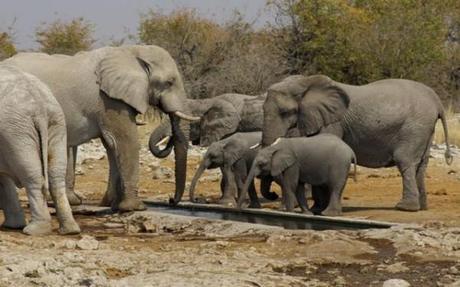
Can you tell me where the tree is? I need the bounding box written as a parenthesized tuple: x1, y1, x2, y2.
(0, 32, 16, 60)
(35, 18, 95, 55)
(138, 9, 286, 98)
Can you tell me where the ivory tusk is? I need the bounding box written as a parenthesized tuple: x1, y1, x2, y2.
(174, 111, 200, 122)
(270, 138, 281, 146)
(156, 136, 171, 146)
(249, 143, 261, 149)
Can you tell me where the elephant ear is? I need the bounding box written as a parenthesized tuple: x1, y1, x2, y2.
(96, 49, 150, 114)
(200, 100, 241, 146)
(223, 141, 245, 167)
(298, 79, 350, 136)
(270, 148, 296, 177)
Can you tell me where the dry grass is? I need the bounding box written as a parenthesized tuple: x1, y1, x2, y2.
(434, 105, 460, 147)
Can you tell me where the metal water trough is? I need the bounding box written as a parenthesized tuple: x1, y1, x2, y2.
(143, 200, 396, 231)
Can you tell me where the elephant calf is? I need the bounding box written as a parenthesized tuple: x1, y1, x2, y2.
(0, 65, 80, 235)
(180, 132, 278, 207)
(238, 134, 356, 216)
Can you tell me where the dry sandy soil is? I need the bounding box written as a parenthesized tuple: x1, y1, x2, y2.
(0, 123, 459, 287)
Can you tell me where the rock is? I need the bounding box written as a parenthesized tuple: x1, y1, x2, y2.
(64, 240, 77, 249)
(383, 279, 411, 287)
(385, 262, 410, 274)
(76, 235, 99, 250)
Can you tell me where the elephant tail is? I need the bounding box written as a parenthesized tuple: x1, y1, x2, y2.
(439, 109, 453, 165)
(351, 151, 358, 182)
(35, 117, 50, 194)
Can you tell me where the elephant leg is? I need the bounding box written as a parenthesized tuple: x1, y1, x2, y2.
(100, 139, 121, 207)
(234, 161, 260, 208)
(395, 162, 420, 211)
(295, 184, 311, 214)
(310, 185, 328, 215)
(0, 176, 26, 229)
(65, 146, 82, 206)
(416, 136, 433, 210)
(47, 139, 80, 234)
(416, 155, 429, 210)
(99, 101, 145, 212)
(278, 166, 299, 212)
(321, 181, 346, 217)
(218, 165, 237, 206)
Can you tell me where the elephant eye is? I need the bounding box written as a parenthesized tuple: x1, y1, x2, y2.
(165, 78, 175, 88)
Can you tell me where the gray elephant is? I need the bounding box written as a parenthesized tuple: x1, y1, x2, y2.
(4, 45, 199, 212)
(185, 132, 278, 207)
(261, 75, 453, 212)
(149, 92, 266, 158)
(238, 134, 356, 216)
(0, 65, 80, 235)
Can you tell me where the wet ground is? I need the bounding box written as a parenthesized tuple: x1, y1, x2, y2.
(0, 124, 459, 286)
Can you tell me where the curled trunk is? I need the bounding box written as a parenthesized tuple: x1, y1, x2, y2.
(149, 118, 174, 158)
(260, 176, 278, 200)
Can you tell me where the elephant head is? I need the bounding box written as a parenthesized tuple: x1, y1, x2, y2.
(95, 45, 199, 205)
(237, 141, 295, 207)
(261, 75, 350, 146)
(199, 98, 245, 147)
(187, 142, 225, 202)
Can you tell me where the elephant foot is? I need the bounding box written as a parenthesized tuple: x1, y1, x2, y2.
(100, 192, 115, 207)
(23, 221, 52, 236)
(248, 201, 262, 209)
(66, 191, 83, 206)
(58, 220, 81, 235)
(118, 197, 146, 212)
(301, 209, 313, 215)
(395, 199, 420, 212)
(321, 208, 342, 217)
(218, 197, 237, 207)
(2, 217, 27, 230)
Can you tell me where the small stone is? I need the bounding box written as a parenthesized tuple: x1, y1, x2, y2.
(385, 262, 410, 274)
(449, 266, 459, 275)
(76, 235, 99, 250)
(383, 279, 411, 287)
(64, 240, 77, 249)
(334, 276, 347, 286)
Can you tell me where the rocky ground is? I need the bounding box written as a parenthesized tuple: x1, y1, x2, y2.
(1, 123, 460, 286)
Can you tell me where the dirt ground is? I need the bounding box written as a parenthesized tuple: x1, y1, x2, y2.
(1, 124, 460, 286)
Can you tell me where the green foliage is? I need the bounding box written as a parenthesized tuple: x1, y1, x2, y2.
(36, 18, 95, 55)
(0, 32, 16, 60)
(269, 0, 460, 103)
(138, 9, 286, 98)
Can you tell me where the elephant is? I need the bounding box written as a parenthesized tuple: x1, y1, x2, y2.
(149, 92, 266, 159)
(185, 132, 278, 207)
(4, 45, 199, 212)
(260, 74, 453, 212)
(0, 65, 80, 235)
(237, 134, 357, 216)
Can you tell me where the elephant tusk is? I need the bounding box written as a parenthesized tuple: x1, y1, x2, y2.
(270, 138, 281, 146)
(156, 136, 171, 146)
(249, 143, 261, 149)
(174, 111, 201, 122)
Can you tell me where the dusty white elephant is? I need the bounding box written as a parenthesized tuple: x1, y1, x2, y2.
(0, 65, 80, 235)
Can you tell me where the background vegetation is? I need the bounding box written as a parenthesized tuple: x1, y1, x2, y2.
(1, 0, 460, 107)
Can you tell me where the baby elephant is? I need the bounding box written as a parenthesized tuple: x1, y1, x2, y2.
(181, 132, 278, 207)
(238, 134, 356, 216)
(0, 65, 80, 235)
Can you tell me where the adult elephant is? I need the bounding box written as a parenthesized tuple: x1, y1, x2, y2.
(4, 45, 199, 212)
(262, 75, 453, 212)
(149, 92, 266, 157)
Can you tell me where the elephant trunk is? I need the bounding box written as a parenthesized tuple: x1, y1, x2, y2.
(237, 165, 259, 208)
(149, 118, 174, 158)
(169, 114, 189, 206)
(260, 176, 278, 200)
(188, 159, 209, 203)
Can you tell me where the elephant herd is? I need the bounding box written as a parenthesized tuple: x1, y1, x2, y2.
(0, 45, 454, 235)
